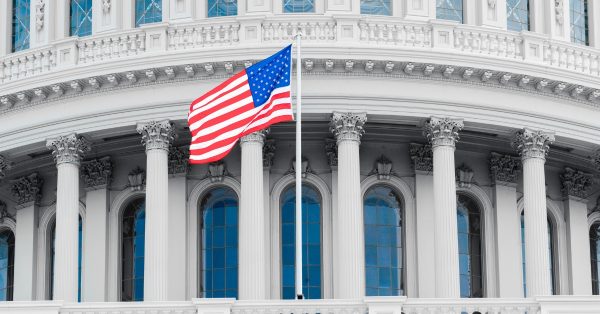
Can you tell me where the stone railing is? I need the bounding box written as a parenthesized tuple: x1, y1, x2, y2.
(0, 297, 599, 314)
(2, 15, 600, 92)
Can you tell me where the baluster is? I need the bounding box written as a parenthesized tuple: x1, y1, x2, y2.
(104, 38, 112, 60)
(232, 24, 240, 42)
(551, 45, 559, 66)
(18, 57, 27, 78)
(590, 54, 599, 76)
(454, 30, 463, 50)
(358, 22, 367, 41)
(0, 61, 4, 83)
(138, 33, 146, 53)
(32, 52, 41, 74)
(11, 59, 19, 80)
(559, 46, 567, 68)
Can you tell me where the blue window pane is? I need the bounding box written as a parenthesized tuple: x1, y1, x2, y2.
(521, 213, 556, 295)
(283, 0, 315, 13)
(360, 0, 391, 15)
(280, 184, 322, 299)
(70, 0, 92, 37)
(135, 0, 162, 27)
(591, 223, 600, 295)
(201, 187, 238, 298)
(121, 198, 145, 301)
(208, 0, 237, 17)
(50, 218, 83, 301)
(12, 0, 30, 52)
(436, 0, 463, 23)
(0, 231, 14, 301)
(457, 195, 483, 298)
(364, 185, 403, 296)
(507, 0, 529, 32)
(570, 0, 589, 45)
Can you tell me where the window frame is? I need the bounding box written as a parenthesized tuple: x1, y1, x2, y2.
(120, 197, 146, 302)
(11, 0, 31, 52)
(282, 0, 316, 14)
(207, 0, 238, 18)
(135, 0, 163, 27)
(0, 228, 15, 301)
(435, 0, 464, 23)
(591, 221, 600, 295)
(360, 0, 392, 16)
(506, 0, 530, 32)
(69, 0, 93, 37)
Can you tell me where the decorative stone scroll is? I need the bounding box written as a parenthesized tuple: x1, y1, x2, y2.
(409, 143, 433, 173)
(11, 173, 44, 205)
(593, 149, 600, 171)
(81, 157, 112, 190)
(423, 117, 464, 147)
(128, 167, 145, 191)
(35, 0, 45, 31)
(136, 120, 175, 151)
(168, 146, 189, 175)
(291, 157, 311, 178)
(456, 164, 474, 188)
(330, 112, 367, 143)
(489, 152, 521, 184)
(324, 138, 338, 168)
(208, 161, 226, 183)
(560, 167, 593, 199)
(102, 0, 111, 13)
(374, 155, 393, 180)
(46, 133, 91, 166)
(0, 155, 10, 181)
(262, 140, 276, 168)
(512, 128, 555, 160)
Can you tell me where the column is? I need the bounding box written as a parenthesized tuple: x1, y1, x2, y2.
(590, 0, 600, 48)
(424, 116, 464, 298)
(325, 139, 338, 299)
(512, 128, 555, 297)
(167, 146, 188, 301)
(409, 143, 436, 298)
(136, 120, 175, 301)
(12, 173, 43, 301)
(560, 167, 594, 295)
(330, 112, 367, 299)
(0, 1, 11, 57)
(46, 134, 90, 302)
(80, 157, 112, 301)
(489, 153, 524, 298)
(263, 139, 276, 299)
(239, 131, 267, 300)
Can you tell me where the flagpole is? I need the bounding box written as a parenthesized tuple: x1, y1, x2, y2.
(295, 31, 303, 300)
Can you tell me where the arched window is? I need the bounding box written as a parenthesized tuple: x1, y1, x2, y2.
(570, 0, 589, 45)
(208, 0, 238, 17)
(0, 230, 15, 301)
(200, 187, 238, 298)
(360, 0, 392, 15)
(364, 185, 404, 296)
(521, 213, 556, 295)
(590, 222, 600, 295)
(280, 184, 322, 299)
(135, 0, 162, 27)
(70, 0, 92, 37)
(507, 0, 529, 31)
(12, 0, 30, 52)
(121, 198, 145, 301)
(457, 195, 483, 298)
(436, 0, 463, 23)
(283, 0, 315, 13)
(49, 217, 83, 301)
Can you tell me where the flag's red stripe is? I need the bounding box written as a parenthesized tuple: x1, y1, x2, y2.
(189, 71, 246, 109)
(188, 93, 254, 134)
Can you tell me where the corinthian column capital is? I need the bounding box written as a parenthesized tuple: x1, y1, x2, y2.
(512, 128, 555, 161)
(560, 167, 594, 199)
(46, 133, 91, 166)
(424, 117, 464, 147)
(0, 155, 10, 180)
(11, 173, 44, 206)
(136, 120, 175, 151)
(240, 129, 269, 145)
(330, 112, 367, 144)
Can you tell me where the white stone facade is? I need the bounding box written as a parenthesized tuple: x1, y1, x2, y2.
(1, 1, 600, 313)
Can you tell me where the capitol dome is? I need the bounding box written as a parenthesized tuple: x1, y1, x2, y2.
(0, 1, 600, 313)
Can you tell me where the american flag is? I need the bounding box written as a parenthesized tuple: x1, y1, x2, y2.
(188, 45, 294, 164)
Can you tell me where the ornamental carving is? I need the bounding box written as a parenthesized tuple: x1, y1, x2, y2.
(325, 138, 338, 168)
(168, 146, 189, 175)
(136, 120, 175, 151)
(81, 157, 112, 190)
(423, 117, 464, 147)
(489, 152, 521, 184)
(208, 161, 226, 183)
(456, 164, 474, 188)
(594, 149, 600, 171)
(330, 112, 367, 143)
(560, 167, 593, 199)
(555, 0, 564, 25)
(592, 196, 600, 215)
(291, 157, 311, 178)
(240, 129, 268, 145)
(0, 155, 10, 181)
(46, 133, 91, 166)
(128, 167, 145, 191)
(263, 140, 276, 168)
(512, 128, 555, 160)
(11, 173, 44, 205)
(374, 155, 393, 180)
(0, 200, 13, 223)
(102, 0, 111, 13)
(409, 143, 433, 173)
(487, 0, 497, 8)
(35, 0, 45, 31)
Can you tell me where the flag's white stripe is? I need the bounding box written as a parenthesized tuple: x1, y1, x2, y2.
(190, 86, 291, 140)
(189, 113, 259, 150)
(190, 141, 238, 161)
(191, 74, 248, 111)
(192, 104, 262, 142)
(188, 83, 250, 120)
(189, 95, 253, 133)
(246, 108, 294, 130)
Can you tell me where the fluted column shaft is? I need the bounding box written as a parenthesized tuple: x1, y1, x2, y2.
(424, 117, 464, 298)
(513, 128, 555, 297)
(137, 120, 174, 301)
(47, 134, 89, 302)
(330, 112, 366, 299)
(239, 131, 266, 300)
